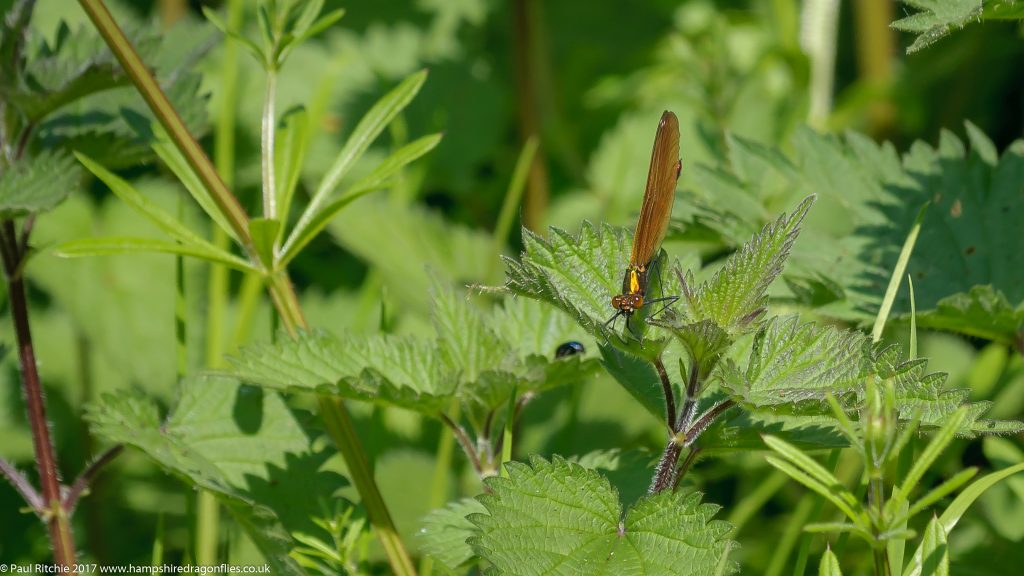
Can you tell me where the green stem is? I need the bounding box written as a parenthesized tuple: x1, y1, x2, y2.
(76, 0, 254, 253)
(265, 274, 416, 576)
(319, 396, 417, 576)
(801, 0, 841, 130)
(489, 135, 538, 278)
(261, 68, 278, 219)
(869, 476, 891, 576)
(499, 388, 517, 478)
(231, 272, 265, 348)
(771, 0, 800, 51)
(265, 271, 307, 334)
(197, 0, 243, 561)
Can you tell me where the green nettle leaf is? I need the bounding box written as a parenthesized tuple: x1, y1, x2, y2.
(0, 149, 80, 217)
(490, 297, 601, 400)
(32, 22, 212, 168)
(418, 498, 487, 572)
(86, 377, 343, 576)
(468, 456, 737, 576)
(2, 24, 126, 122)
(491, 295, 594, 361)
(226, 330, 457, 414)
(504, 222, 673, 358)
(647, 319, 730, 379)
(699, 410, 847, 455)
(890, 0, 983, 54)
(915, 285, 1024, 344)
(227, 294, 598, 418)
(599, 343, 669, 422)
(685, 129, 901, 321)
(328, 198, 497, 311)
(433, 282, 509, 385)
(689, 125, 1024, 344)
(866, 344, 1023, 435)
(683, 196, 814, 336)
(719, 315, 865, 408)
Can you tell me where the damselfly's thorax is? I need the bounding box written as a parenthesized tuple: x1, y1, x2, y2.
(610, 265, 649, 315)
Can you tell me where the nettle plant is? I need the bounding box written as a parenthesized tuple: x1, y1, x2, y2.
(471, 196, 1021, 575)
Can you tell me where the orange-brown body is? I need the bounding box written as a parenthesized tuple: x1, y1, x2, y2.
(607, 110, 681, 331)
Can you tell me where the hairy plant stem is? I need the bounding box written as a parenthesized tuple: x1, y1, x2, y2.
(64, 445, 124, 513)
(649, 361, 735, 494)
(1, 220, 77, 570)
(439, 412, 482, 475)
(678, 361, 701, 433)
(650, 440, 683, 494)
(0, 456, 42, 512)
(673, 447, 702, 492)
(653, 356, 676, 432)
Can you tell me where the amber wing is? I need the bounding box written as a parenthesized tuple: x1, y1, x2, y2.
(629, 110, 681, 267)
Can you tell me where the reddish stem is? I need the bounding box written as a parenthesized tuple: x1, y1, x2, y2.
(64, 444, 124, 513)
(1, 220, 78, 568)
(653, 356, 677, 432)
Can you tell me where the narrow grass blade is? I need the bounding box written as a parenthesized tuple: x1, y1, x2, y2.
(284, 70, 427, 258)
(279, 133, 439, 265)
(152, 133, 240, 243)
(76, 153, 247, 265)
(818, 546, 843, 576)
(54, 237, 256, 272)
(893, 408, 966, 506)
(903, 467, 978, 521)
(764, 455, 865, 528)
(764, 436, 863, 519)
(903, 462, 1024, 576)
(872, 203, 927, 342)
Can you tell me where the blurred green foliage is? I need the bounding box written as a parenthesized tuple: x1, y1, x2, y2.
(2, 0, 1024, 573)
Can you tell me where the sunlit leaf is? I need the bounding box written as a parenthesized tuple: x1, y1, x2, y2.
(468, 456, 736, 575)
